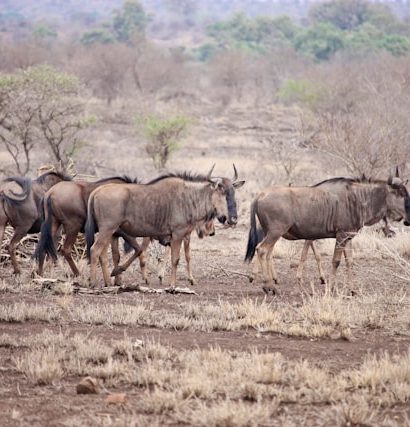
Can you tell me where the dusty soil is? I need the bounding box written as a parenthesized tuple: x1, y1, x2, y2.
(1, 220, 410, 426)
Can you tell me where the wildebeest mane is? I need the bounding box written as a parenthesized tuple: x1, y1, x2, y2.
(35, 171, 72, 184)
(1, 176, 32, 204)
(313, 175, 402, 188)
(147, 172, 210, 185)
(95, 175, 138, 184)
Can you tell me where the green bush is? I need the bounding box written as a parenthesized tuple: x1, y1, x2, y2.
(277, 79, 322, 107)
(137, 114, 189, 170)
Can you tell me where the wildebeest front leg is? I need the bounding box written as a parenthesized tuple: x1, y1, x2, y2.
(99, 240, 112, 287)
(170, 239, 183, 288)
(157, 246, 170, 285)
(296, 240, 311, 284)
(183, 235, 196, 285)
(343, 238, 354, 284)
(111, 236, 122, 286)
(311, 242, 326, 284)
(331, 233, 350, 286)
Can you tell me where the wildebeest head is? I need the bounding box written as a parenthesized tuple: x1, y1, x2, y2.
(208, 164, 245, 226)
(386, 173, 410, 226)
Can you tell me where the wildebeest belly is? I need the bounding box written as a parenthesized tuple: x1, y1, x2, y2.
(119, 221, 170, 239)
(283, 223, 336, 240)
(28, 218, 42, 234)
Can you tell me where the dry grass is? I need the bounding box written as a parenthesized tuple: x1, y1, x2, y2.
(5, 330, 410, 425)
(1, 286, 409, 339)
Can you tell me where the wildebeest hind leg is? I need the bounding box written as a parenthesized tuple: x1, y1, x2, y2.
(90, 230, 114, 288)
(9, 226, 31, 275)
(266, 245, 277, 284)
(256, 234, 279, 294)
(62, 226, 81, 276)
(110, 238, 143, 280)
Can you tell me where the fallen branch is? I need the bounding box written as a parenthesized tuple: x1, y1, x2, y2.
(207, 263, 250, 279)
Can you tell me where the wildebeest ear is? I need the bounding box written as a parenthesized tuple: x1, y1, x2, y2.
(233, 180, 245, 189)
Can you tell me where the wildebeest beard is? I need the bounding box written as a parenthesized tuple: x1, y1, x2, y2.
(404, 192, 410, 226)
(217, 188, 238, 225)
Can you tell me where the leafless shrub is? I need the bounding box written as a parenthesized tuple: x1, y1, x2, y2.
(307, 57, 410, 177)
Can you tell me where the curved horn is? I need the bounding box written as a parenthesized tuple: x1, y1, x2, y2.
(233, 163, 238, 181)
(207, 164, 215, 180)
(395, 166, 400, 178)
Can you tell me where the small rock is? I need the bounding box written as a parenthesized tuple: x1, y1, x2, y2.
(133, 339, 144, 348)
(76, 376, 99, 394)
(105, 393, 127, 404)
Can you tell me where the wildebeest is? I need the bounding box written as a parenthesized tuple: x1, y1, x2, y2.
(86, 166, 245, 288)
(245, 175, 410, 294)
(35, 176, 147, 285)
(0, 171, 71, 274)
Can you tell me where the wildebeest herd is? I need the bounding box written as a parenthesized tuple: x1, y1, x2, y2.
(0, 164, 409, 294)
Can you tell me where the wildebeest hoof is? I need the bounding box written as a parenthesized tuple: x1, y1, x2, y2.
(320, 277, 326, 285)
(248, 275, 254, 283)
(188, 278, 197, 286)
(262, 285, 278, 296)
(111, 266, 125, 277)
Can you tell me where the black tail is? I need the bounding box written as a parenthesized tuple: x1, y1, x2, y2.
(244, 200, 264, 262)
(85, 196, 97, 260)
(123, 240, 133, 253)
(34, 197, 58, 262)
(2, 177, 31, 205)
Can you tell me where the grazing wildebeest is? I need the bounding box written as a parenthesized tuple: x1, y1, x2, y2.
(86, 166, 245, 288)
(35, 176, 147, 285)
(0, 171, 71, 274)
(245, 175, 410, 294)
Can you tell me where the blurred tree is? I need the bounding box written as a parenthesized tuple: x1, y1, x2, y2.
(0, 65, 85, 174)
(293, 22, 345, 61)
(80, 28, 116, 46)
(309, 0, 369, 31)
(32, 24, 58, 44)
(112, 0, 149, 44)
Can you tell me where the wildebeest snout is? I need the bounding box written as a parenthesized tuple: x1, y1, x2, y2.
(228, 216, 238, 226)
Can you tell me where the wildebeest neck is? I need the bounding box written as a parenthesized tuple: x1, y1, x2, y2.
(180, 183, 216, 225)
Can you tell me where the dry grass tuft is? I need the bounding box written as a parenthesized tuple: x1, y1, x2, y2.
(0, 302, 61, 322)
(14, 346, 64, 385)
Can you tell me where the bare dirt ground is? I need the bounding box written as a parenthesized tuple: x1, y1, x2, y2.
(1, 105, 410, 426)
(1, 222, 410, 426)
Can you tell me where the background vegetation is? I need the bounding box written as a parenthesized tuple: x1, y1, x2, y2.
(1, 0, 410, 179)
